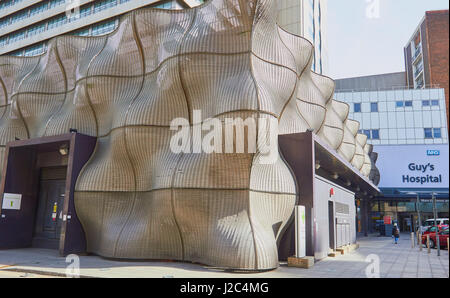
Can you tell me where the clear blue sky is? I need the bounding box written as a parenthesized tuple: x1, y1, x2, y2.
(328, 0, 449, 79)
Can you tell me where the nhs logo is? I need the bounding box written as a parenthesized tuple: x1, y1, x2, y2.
(427, 150, 440, 156)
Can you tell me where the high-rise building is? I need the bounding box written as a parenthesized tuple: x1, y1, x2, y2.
(404, 10, 449, 130)
(1, 0, 328, 75)
(277, 0, 328, 75)
(0, 0, 327, 74)
(0, 0, 205, 56)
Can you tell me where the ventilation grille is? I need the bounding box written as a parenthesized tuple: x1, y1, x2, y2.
(335, 202, 350, 215)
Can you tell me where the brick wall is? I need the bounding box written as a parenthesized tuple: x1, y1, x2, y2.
(425, 10, 449, 130)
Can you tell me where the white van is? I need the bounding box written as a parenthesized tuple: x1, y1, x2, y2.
(420, 218, 449, 233)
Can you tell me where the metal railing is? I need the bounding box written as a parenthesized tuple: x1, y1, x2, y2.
(414, 63, 424, 78)
(412, 44, 422, 62)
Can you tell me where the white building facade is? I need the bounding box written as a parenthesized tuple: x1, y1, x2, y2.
(277, 0, 328, 75)
(336, 87, 449, 233)
(335, 88, 448, 145)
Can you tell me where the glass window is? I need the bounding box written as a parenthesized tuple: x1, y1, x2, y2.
(0, 37, 7, 46)
(354, 103, 361, 113)
(73, 28, 90, 36)
(80, 6, 92, 18)
(91, 20, 117, 36)
(9, 30, 26, 43)
(422, 100, 430, 107)
(431, 100, 439, 106)
(372, 129, 380, 140)
(27, 23, 46, 37)
(30, 1, 48, 17)
(24, 43, 46, 56)
(363, 130, 371, 138)
(48, 15, 67, 30)
(404, 101, 413, 107)
(424, 128, 433, 139)
(370, 102, 378, 112)
(433, 128, 442, 139)
(396, 101, 404, 108)
(94, 0, 117, 14)
(49, 0, 66, 9)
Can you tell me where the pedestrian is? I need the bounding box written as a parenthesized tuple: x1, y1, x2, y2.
(392, 223, 400, 244)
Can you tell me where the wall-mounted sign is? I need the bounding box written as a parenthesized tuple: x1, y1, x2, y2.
(374, 144, 449, 189)
(2, 193, 22, 210)
(427, 150, 440, 156)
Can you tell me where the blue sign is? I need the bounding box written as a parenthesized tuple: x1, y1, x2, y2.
(427, 150, 440, 156)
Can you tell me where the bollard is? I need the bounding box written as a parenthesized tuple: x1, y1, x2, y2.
(419, 233, 423, 251)
(417, 230, 420, 245)
(411, 232, 415, 248)
(427, 234, 431, 254)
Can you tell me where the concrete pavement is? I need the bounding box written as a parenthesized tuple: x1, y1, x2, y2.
(0, 233, 448, 278)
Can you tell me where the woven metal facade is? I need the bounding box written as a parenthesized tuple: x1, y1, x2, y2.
(0, 0, 379, 270)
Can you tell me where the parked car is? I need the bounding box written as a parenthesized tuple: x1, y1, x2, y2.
(422, 225, 449, 235)
(422, 227, 449, 248)
(420, 218, 449, 233)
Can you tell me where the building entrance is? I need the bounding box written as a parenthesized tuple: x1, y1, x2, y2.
(0, 133, 96, 256)
(32, 167, 67, 249)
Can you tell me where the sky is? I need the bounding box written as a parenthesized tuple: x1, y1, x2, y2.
(327, 0, 449, 79)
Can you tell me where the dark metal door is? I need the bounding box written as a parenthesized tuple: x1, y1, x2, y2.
(33, 167, 67, 249)
(35, 180, 65, 239)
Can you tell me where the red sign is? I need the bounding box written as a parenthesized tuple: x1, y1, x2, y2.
(329, 188, 334, 197)
(383, 216, 392, 225)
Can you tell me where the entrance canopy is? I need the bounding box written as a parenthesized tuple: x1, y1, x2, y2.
(279, 131, 381, 200)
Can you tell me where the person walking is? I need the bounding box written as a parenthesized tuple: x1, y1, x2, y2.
(392, 223, 400, 244)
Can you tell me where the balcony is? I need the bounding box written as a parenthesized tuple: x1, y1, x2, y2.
(412, 44, 422, 64)
(414, 63, 424, 79)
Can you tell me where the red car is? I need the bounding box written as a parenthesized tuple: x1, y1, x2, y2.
(422, 227, 449, 248)
(422, 225, 449, 235)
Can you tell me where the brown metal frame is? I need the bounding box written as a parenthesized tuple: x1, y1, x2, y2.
(0, 133, 96, 256)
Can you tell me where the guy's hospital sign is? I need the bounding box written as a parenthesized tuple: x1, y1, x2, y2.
(374, 144, 449, 189)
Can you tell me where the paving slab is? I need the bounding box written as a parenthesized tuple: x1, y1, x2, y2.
(0, 233, 448, 278)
